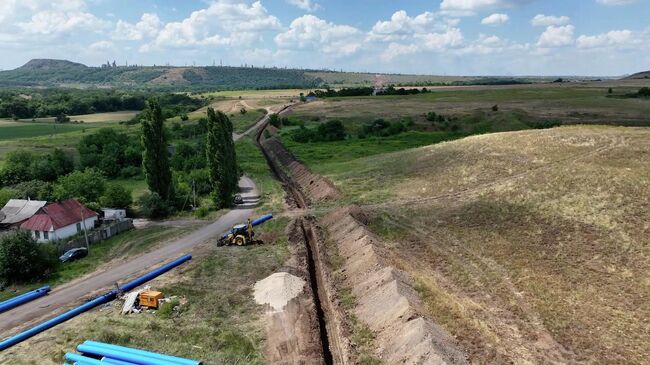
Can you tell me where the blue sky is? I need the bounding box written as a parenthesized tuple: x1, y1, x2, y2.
(0, 0, 648, 75)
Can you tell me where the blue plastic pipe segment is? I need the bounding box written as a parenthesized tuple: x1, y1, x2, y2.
(251, 214, 273, 227)
(65, 352, 104, 365)
(101, 356, 138, 364)
(77, 344, 178, 365)
(119, 255, 192, 292)
(0, 286, 50, 313)
(84, 341, 201, 365)
(0, 255, 192, 351)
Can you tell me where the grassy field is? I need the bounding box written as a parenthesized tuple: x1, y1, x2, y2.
(2, 218, 291, 365)
(0, 226, 189, 302)
(288, 83, 650, 126)
(1, 111, 139, 124)
(0, 122, 104, 142)
(291, 125, 650, 364)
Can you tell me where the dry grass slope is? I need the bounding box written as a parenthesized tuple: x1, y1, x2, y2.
(316, 126, 649, 364)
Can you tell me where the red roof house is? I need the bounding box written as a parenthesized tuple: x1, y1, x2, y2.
(21, 199, 98, 243)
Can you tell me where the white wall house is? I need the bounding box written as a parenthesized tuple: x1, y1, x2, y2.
(20, 199, 98, 243)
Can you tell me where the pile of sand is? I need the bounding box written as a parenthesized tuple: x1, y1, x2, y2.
(254, 272, 306, 312)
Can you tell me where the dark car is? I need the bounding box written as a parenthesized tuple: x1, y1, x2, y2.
(234, 194, 244, 205)
(59, 247, 88, 263)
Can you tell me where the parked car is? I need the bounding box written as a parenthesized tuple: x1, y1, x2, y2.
(59, 247, 88, 263)
(234, 194, 244, 205)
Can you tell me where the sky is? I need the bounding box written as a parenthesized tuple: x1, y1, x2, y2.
(0, 0, 648, 76)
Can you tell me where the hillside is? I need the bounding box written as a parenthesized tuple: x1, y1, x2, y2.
(625, 71, 650, 79)
(288, 126, 650, 364)
(0, 59, 546, 90)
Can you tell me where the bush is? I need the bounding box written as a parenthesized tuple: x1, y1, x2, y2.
(639, 87, 650, 97)
(492, 104, 499, 112)
(317, 120, 347, 141)
(0, 231, 57, 285)
(529, 119, 562, 129)
(359, 119, 408, 138)
(0, 188, 17, 207)
(138, 192, 172, 219)
(100, 184, 133, 208)
(54, 168, 107, 204)
(269, 113, 281, 128)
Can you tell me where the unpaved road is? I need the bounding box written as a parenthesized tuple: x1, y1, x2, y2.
(0, 176, 259, 336)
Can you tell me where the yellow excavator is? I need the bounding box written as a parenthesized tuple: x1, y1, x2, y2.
(217, 214, 273, 246)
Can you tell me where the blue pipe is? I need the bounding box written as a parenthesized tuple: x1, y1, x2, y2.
(251, 214, 273, 227)
(0, 255, 192, 352)
(84, 341, 201, 365)
(65, 352, 104, 365)
(119, 255, 192, 292)
(101, 357, 138, 364)
(77, 344, 177, 365)
(0, 286, 50, 313)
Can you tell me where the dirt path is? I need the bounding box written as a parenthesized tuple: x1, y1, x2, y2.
(0, 177, 259, 337)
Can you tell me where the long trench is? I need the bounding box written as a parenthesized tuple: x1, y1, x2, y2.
(255, 109, 339, 365)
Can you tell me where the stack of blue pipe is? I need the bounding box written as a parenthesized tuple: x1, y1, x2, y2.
(0, 286, 50, 313)
(63, 340, 201, 365)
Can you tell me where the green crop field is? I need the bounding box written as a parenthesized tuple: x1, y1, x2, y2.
(0, 122, 102, 141)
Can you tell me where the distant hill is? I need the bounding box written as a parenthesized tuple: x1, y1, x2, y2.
(0, 59, 545, 90)
(624, 71, 650, 80)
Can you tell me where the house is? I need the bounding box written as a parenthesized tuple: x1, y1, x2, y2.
(0, 199, 47, 228)
(20, 199, 98, 243)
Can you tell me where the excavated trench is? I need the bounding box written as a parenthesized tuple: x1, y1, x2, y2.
(255, 109, 341, 365)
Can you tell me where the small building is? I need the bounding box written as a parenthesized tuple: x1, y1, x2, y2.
(20, 199, 98, 243)
(0, 199, 47, 229)
(101, 208, 127, 222)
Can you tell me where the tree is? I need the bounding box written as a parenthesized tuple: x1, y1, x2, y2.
(0, 150, 34, 185)
(608, 87, 613, 94)
(269, 113, 281, 128)
(54, 168, 106, 203)
(100, 184, 133, 208)
(141, 99, 174, 201)
(55, 113, 70, 124)
(0, 231, 56, 285)
(137, 192, 171, 219)
(0, 188, 17, 207)
(639, 87, 650, 97)
(206, 108, 237, 208)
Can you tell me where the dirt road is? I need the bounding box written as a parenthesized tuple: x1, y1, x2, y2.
(0, 176, 259, 336)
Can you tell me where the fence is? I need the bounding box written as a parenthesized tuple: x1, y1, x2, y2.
(58, 219, 134, 253)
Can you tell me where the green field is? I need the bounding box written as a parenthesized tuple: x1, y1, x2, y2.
(0, 122, 102, 141)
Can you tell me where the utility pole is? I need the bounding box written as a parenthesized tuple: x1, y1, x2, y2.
(80, 206, 90, 250)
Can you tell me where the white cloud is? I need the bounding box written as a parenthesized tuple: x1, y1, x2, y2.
(112, 13, 161, 41)
(531, 14, 571, 27)
(286, 0, 320, 12)
(275, 15, 361, 56)
(440, 0, 531, 15)
(89, 40, 113, 51)
(369, 10, 439, 41)
(577, 29, 634, 48)
(537, 25, 575, 47)
(381, 28, 464, 60)
(481, 13, 509, 25)
(16, 0, 110, 36)
(149, 0, 281, 50)
(596, 0, 638, 5)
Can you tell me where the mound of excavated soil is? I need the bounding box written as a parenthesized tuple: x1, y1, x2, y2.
(254, 272, 306, 312)
(322, 206, 468, 365)
(262, 138, 340, 203)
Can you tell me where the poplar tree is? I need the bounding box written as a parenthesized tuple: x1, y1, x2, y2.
(206, 108, 238, 208)
(141, 99, 173, 201)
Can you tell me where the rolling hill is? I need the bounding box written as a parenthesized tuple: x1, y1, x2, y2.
(0, 59, 552, 91)
(624, 71, 650, 79)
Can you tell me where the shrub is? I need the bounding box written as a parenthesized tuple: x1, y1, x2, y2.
(529, 119, 562, 129)
(317, 120, 346, 141)
(194, 206, 209, 218)
(54, 168, 107, 204)
(100, 184, 133, 209)
(137, 192, 172, 219)
(426, 112, 437, 122)
(639, 87, 650, 97)
(492, 104, 499, 112)
(0, 231, 57, 285)
(269, 113, 281, 128)
(0, 188, 17, 207)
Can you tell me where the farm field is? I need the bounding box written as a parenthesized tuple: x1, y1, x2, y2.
(288, 83, 650, 126)
(0, 122, 104, 142)
(2, 111, 139, 124)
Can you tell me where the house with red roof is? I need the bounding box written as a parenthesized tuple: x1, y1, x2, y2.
(20, 199, 98, 243)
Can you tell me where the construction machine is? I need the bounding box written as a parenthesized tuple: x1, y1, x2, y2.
(217, 214, 273, 246)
